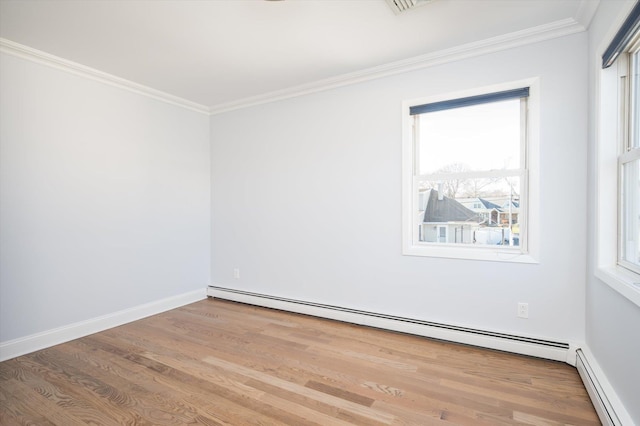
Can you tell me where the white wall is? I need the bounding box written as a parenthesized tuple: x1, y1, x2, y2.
(210, 33, 588, 344)
(587, 0, 640, 422)
(0, 52, 210, 343)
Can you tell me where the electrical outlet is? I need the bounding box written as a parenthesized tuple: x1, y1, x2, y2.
(517, 302, 529, 319)
(233, 268, 240, 279)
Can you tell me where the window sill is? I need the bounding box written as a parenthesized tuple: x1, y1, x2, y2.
(403, 245, 538, 264)
(595, 266, 640, 308)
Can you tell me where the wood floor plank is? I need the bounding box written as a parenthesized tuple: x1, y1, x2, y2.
(2, 377, 88, 425)
(61, 339, 234, 425)
(0, 298, 600, 425)
(97, 345, 297, 425)
(201, 355, 397, 425)
(30, 347, 199, 425)
(7, 351, 151, 426)
(0, 380, 58, 426)
(1, 359, 122, 426)
(439, 377, 598, 423)
(87, 337, 294, 425)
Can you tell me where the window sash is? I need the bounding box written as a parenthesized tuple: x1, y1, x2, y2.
(411, 172, 527, 250)
(619, 157, 640, 273)
(412, 97, 528, 177)
(618, 43, 640, 274)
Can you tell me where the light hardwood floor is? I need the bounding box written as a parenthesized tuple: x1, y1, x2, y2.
(0, 298, 600, 425)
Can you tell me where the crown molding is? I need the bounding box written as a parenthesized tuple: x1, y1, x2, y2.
(209, 16, 590, 115)
(0, 38, 210, 115)
(575, 0, 600, 30)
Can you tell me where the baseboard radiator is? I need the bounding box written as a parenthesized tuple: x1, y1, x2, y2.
(575, 349, 621, 426)
(207, 286, 571, 363)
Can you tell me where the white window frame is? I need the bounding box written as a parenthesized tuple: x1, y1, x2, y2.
(596, 13, 640, 307)
(618, 40, 640, 275)
(402, 79, 540, 263)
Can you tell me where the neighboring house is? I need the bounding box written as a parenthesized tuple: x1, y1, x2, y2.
(460, 196, 520, 226)
(499, 199, 520, 226)
(458, 197, 503, 225)
(419, 191, 517, 245)
(418, 189, 482, 244)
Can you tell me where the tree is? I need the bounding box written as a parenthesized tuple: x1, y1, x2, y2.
(425, 163, 517, 200)
(463, 176, 500, 198)
(427, 163, 469, 198)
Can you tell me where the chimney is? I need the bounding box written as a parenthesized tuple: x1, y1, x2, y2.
(437, 183, 444, 200)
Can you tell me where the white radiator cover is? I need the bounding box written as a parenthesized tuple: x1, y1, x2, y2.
(575, 349, 637, 426)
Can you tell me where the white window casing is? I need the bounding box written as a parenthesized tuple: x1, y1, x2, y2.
(596, 20, 640, 308)
(402, 79, 540, 263)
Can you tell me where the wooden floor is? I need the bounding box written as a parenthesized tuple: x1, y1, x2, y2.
(0, 298, 600, 425)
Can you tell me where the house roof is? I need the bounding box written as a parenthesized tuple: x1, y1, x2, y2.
(500, 200, 520, 209)
(422, 190, 482, 224)
(478, 198, 502, 210)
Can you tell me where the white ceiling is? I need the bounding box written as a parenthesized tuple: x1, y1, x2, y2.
(0, 0, 597, 111)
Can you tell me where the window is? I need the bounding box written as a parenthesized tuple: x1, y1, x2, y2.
(402, 81, 537, 262)
(596, 1, 640, 307)
(618, 33, 640, 274)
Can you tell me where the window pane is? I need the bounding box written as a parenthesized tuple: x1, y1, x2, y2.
(622, 159, 640, 267)
(416, 177, 521, 247)
(632, 50, 640, 149)
(417, 99, 521, 175)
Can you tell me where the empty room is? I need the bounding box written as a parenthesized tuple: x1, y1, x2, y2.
(0, 0, 638, 424)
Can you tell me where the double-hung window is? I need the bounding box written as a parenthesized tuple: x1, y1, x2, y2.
(402, 82, 537, 262)
(597, 1, 640, 305)
(603, 3, 640, 276)
(621, 45, 640, 273)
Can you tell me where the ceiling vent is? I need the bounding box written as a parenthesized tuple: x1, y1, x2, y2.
(385, 0, 435, 14)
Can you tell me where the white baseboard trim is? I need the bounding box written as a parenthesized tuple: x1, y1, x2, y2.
(208, 286, 572, 363)
(0, 288, 207, 362)
(576, 348, 636, 426)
